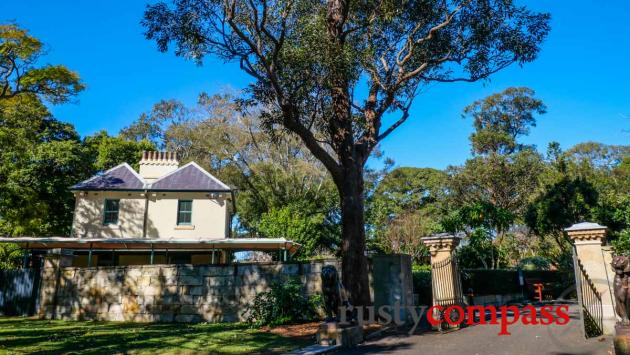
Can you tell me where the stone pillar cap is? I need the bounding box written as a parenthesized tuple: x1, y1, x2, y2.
(422, 233, 462, 256)
(421, 232, 463, 241)
(564, 222, 607, 244)
(564, 222, 607, 232)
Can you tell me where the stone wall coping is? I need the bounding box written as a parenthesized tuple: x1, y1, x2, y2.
(55, 259, 341, 272)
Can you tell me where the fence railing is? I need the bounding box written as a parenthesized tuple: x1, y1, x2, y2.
(573, 254, 603, 338)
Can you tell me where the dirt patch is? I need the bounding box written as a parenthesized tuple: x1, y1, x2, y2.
(262, 322, 320, 338)
(263, 322, 383, 339)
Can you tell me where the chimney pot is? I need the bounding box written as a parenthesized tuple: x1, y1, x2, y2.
(138, 151, 179, 182)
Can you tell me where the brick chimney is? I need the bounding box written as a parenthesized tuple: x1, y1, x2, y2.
(139, 151, 179, 182)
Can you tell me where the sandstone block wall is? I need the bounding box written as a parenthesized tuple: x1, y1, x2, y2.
(38, 260, 341, 322)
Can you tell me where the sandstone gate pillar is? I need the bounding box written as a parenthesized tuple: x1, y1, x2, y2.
(565, 222, 616, 335)
(422, 234, 463, 309)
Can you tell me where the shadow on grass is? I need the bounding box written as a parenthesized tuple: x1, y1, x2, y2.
(0, 317, 312, 354)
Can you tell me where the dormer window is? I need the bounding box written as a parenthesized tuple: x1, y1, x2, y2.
(177, 200, 193, 225)
(103, 199, 120, 225)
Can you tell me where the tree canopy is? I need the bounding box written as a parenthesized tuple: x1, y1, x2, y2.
(143, 0, 551, 305)
(0, 24, 84, 104)
(463, 87, 547, 155)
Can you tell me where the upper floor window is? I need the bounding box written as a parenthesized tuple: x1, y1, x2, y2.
(177, 200, 193, 225)
(103, 199, 120, 225)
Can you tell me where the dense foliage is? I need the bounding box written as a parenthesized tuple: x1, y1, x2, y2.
(0, 243, 23, 269)
(411, 264, 432, 306)
(244, 278, 321, 326)
(367, 167, 448, 262)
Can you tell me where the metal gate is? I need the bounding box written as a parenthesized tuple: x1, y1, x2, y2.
(0, 268, 41, 316)
(431, 253, 465, 330)
(573, 253, 604, 338)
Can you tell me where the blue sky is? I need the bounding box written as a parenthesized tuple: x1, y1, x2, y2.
(2, 1, 628, 170)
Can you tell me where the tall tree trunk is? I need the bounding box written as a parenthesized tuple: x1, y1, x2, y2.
(338, 162, 371, 307)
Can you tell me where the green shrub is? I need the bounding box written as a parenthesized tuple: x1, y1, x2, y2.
(612, 229, 630, 256)
(518, 256, 552, 270)
(0, 244, 24, 270)
(244, 278, 321, 327)
(412, 264, 432, 306)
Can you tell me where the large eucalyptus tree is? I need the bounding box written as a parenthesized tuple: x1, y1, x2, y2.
(142, 0, 550, 306)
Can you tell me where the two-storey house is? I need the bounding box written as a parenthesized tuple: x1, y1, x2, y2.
(0, 151, 299, 266)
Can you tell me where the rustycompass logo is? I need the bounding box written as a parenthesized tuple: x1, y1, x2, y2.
(338, 303, 571, 335)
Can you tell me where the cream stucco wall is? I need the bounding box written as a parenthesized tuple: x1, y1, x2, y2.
(71, 191, 231, 240)
(145, 192, 229, 239)
(71, 191, 146, 238)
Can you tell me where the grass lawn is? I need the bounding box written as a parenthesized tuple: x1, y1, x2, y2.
(0, 317, 313, 354)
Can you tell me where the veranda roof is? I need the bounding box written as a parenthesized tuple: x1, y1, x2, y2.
(0, 237, 300, 256)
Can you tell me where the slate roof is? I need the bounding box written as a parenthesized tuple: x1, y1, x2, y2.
(71, 163, 145, 191)
(71, 162, 231, 192)
(149, 162, 231, 191)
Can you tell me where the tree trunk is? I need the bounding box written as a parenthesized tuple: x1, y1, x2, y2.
(338, 163, 371, 307)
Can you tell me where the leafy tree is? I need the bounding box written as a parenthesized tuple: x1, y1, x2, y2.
(120, 99, 187, 149)
(565, 142, 630, 171)
(444, 88, 548, 268)
(257, 206, 339, 258)
(142, 0, 550, 305)
(0, 24, 86, 237)
(372, 167, 448, 213)
(522, 141, 630, 268)
(463, 87, 546, 155)
(525, 177, 599, 249)
(448, 88, 546, 250)
(0, 92, 87, 237)
(457, 228, 503, 269)
(612, 229, 630, 256)
(448, 150, 544, 224)
(0, 24, 84, 104)
(0, 243, 23, 269)
(367, 167, 447, 262)
(83, 131, 155, 171)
